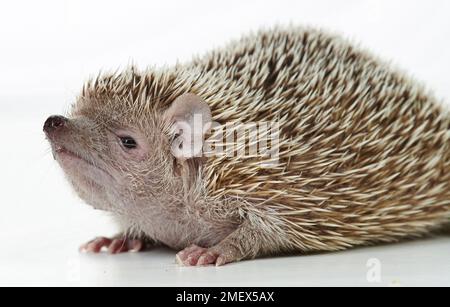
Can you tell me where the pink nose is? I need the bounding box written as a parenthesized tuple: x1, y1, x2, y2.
(43, 115, 67, 133)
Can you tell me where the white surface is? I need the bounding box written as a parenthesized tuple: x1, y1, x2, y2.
(0, 0, 449, 286)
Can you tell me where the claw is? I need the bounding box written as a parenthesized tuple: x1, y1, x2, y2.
(80, 236, 144, 254)
(176, 244, 236, 266)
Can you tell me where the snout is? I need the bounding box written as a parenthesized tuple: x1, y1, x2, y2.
(43, 115, 68, 134)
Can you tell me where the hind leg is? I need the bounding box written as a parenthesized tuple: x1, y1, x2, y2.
(176, 220, 268, 266)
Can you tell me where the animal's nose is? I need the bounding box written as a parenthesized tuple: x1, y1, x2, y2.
(43, 115, 67, 133)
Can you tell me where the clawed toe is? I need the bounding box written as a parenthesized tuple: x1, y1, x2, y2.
(80, 237, 143, 254)
(176, 244, 234, 266)
(79, 237, 112, 253)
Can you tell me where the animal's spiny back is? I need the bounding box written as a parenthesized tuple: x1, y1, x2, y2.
(185, 27, 450, 249)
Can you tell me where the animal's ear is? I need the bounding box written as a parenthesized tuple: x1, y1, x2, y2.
(163, 93, 211, 159)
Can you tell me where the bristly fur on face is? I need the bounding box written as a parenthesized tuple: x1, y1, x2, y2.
(51, 26, 450, 257)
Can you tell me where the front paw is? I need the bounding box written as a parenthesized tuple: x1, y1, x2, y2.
(79, 236, 144, 254)
(176, 244, 241, 266)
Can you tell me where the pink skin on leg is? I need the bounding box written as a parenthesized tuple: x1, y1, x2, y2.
(79, 237, 143, 254)
(176, 222, 260, 266)
(176, 244, 236, 266)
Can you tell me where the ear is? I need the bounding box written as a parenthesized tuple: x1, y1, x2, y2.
(164, 93, 212, 159)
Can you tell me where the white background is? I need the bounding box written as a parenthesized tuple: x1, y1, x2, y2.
(0, 0, 449, 286)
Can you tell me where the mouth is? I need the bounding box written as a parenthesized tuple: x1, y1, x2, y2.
(53, 145, 111, 178)
(54, 145, 87, 163)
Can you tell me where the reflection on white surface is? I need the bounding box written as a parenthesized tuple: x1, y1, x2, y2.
(2, 235, 450, 286)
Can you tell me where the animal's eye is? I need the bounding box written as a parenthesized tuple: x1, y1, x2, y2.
(120, 136, 137, 149)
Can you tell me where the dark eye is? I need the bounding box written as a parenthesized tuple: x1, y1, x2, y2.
(120, 136, 137, 149)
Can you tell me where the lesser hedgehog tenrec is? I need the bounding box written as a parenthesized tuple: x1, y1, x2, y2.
(44, 27, 450, 266)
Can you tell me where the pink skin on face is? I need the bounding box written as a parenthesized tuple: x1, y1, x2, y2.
(43, 95, 242, 266)
(44, 116, 155, 255)
(113, 129, 150, 161)
(56, 148, 117, 188)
